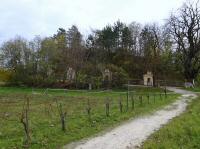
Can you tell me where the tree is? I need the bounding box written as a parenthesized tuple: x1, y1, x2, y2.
(28, 36, 42, 76)
(53, 28, 68, 82)
(67, 25, 82, 49)
(1, 37, 29, 70)
(96, 25, 116, 63)
(0, 18, 190, 87)
(66, 25, 86, 87)
(139, 24, 162, 85)
(0, 37, 34, 84)
(168, 1, 200, 82)
(128, 22, 142, 55)
(39, 37, 58, 82)
(66, 25, 85, 72)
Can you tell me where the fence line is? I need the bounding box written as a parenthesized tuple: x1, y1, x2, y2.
(1, 89, 178, 146)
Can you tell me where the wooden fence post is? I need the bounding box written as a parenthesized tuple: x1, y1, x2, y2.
(56, 99, 67, 132)
(139, 95, 143, 106)
(86, 99, 91, 121)
(60, 104, 66, 131)
(105, 98, 110, 117)
(164, 87, 167, 99)
(147, 94, 150, 104)
(20, 97, 31, 149)
(131, 94, 135, 110)
(126, 92, 129, 111)
(119, 97, 123, 113)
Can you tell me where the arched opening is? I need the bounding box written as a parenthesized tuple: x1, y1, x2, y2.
(147, 78, 151, 86)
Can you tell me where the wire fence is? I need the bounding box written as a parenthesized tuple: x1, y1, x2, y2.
(0, 89, 177, 124)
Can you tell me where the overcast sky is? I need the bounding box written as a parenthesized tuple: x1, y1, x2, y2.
(0, 0, 186, 43)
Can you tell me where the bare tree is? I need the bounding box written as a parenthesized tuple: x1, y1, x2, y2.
(168, 1, 200, 82)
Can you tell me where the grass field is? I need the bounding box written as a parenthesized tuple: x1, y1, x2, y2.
(142, 96, 200, 149)
(0, 87, 178, 149)
(183, 87, 200, 92)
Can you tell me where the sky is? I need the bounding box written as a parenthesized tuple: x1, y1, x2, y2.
(0, 0, 186, 43)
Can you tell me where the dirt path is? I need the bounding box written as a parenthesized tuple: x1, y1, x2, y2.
(63, 87, 197, 149)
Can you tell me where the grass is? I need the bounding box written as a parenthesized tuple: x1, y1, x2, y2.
(183, 87, 200, 92)
(0, 87, 178, 149)
(142, 96, 200, 149)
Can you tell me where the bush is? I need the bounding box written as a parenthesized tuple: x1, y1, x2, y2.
(0, 69, 12, 82)
(76, 63, 129, 89)
(76, 63, 103, 89)
(105, 64, 129, 88)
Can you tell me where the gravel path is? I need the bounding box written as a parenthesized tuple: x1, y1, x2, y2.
(63, 87, 197, 149)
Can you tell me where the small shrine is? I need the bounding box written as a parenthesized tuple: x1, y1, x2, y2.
(102, 69, 112, 89)
(143, 71, 153, 86)
(67, 67, 76, 81)
(102, 69, 112, 81)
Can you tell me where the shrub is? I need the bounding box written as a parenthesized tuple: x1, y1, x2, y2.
(105, 64, 129, 88)
(76, 63, 103, 89)
(0, 68, 12, 82)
